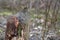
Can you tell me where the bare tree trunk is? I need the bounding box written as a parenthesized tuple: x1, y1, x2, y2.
(54, 4, 60, 31)
(42, 0, 52, 40)
(51, 0, 58, 32)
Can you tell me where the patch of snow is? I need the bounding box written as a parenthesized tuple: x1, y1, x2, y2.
(32, 23, 35, 27)
(40, 19, 44, 23)
(30, 34, 33, 37)
(38, 26, 42, 30)
(34, 27, 38, 30)
(4, 25, 6, 28)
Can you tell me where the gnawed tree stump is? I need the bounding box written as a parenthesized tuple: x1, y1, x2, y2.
(5, 16, 19, 40)
(5, 16, 25, 40)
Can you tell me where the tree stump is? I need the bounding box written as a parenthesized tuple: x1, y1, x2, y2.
(5, 16, 26, 40)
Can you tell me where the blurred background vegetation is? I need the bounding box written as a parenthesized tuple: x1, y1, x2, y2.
(0, 0, 60, 40)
